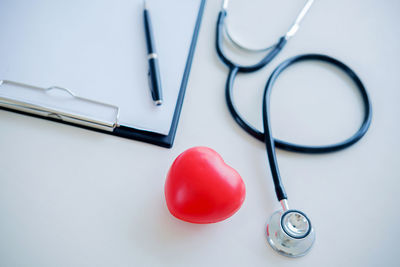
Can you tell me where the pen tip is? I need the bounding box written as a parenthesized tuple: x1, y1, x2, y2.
(154, 100, 163, 106)
(143, 0, 148, 10)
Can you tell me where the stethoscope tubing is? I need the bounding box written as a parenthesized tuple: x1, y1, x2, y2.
(261, 54, 372, 200)
(217, 11, 372, 201)
(263, 54, 372, 154)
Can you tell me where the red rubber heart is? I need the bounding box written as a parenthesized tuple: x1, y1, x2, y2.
(165, 147, 246, 224)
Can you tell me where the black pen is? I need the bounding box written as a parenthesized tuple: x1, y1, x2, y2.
(143, 0, 163, 106)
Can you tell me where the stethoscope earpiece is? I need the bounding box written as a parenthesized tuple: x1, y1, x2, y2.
(266, 202, 315, 257)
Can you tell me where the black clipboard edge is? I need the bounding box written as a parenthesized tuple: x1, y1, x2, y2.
(0, 0, 206, 149)
(115, 0, 206, 148)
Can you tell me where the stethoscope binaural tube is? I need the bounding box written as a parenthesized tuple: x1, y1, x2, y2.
(215, 10, 287, 73)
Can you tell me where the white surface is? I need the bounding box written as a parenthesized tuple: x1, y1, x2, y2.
(1, 0, 400, 266)
(0, 0, 199, 134)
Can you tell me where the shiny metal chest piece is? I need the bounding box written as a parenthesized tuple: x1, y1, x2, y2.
(266, 209, 315, 257)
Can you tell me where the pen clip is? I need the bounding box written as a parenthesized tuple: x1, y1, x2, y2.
(147, 69, 155, 100)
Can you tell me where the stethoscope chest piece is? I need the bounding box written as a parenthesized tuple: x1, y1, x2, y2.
(266, 209, 315, 257)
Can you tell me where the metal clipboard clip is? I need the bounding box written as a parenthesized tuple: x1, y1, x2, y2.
(0, 80, 120, 132)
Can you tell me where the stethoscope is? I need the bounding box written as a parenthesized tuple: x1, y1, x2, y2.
(216, 0, 372, 257)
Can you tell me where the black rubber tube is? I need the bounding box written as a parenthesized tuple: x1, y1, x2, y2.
(224, 54, 372, 200)
(216, 13, 372, 201)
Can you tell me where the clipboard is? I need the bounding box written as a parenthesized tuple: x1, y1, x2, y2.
(0, 0, 206, 148)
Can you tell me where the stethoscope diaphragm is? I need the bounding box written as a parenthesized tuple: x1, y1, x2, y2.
(267, 209, 315, 257)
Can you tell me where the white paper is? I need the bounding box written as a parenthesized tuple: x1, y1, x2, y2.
(0, 0, 199, 135)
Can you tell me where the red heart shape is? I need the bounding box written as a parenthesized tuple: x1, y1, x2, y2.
(165, 147, 246, 224)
